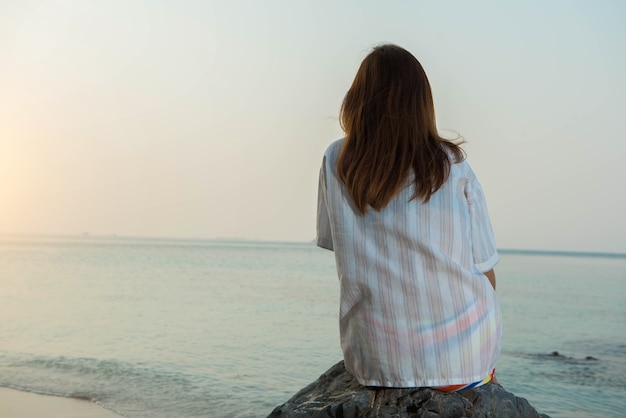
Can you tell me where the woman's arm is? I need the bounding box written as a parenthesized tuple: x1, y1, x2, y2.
(484, 269, 496, 290)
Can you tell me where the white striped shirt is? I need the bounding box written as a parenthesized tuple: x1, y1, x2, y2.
(317, 139, 501, 387)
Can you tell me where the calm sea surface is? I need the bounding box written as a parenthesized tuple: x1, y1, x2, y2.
(0, 235, 624, 417)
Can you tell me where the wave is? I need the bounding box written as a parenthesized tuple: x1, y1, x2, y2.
(0, 353, 253, 418)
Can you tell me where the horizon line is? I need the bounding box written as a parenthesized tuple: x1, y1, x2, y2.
(1, 232, 625, 259)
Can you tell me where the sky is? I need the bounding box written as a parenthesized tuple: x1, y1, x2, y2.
(1, 1, 625, 253)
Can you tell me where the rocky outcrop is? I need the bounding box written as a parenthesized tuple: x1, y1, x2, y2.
(268, 361, 549, 418)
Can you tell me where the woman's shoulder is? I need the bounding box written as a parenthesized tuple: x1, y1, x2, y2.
(323, 138, 345, 161)
(449, 154, 474, 178)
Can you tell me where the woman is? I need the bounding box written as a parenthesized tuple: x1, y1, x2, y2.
(316, 44, 501, 391)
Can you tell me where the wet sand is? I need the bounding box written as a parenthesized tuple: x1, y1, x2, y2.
(0, 387, 123, 418)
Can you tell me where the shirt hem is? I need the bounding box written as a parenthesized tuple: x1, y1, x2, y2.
(355, 373, 495, 388)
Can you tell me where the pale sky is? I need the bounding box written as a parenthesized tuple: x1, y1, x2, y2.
(1, 1, 625, 253)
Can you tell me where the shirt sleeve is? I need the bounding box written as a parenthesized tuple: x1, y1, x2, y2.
(466, 174, 498, 272)
(316, 158, 334, 251)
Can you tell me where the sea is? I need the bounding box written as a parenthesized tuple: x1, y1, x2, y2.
(0, 235, 624, 418)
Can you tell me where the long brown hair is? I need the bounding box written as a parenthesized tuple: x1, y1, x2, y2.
(338, 44, 464, 214)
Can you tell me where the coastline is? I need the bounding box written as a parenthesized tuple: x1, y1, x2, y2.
(0, 387, 123, 418)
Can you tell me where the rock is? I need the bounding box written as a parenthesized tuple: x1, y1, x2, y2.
(268, 361, 550, 418)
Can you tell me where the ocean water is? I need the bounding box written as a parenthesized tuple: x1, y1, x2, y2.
(0, 235, 624, 418)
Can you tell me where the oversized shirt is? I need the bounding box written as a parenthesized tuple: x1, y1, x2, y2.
(316, 139, 502, 388)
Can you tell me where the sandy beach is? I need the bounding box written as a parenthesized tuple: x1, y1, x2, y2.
(0, 388, 123, 418)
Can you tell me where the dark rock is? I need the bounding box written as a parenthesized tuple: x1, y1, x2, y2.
(268, 361, 550, 418)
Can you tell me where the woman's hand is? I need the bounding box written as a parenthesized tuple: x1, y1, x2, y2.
(484, 269, 496, 290)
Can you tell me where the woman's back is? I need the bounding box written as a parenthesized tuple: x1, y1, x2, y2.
(317, 138, 501, 387)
